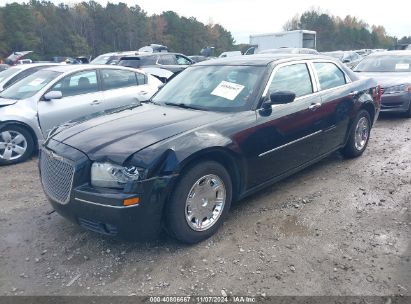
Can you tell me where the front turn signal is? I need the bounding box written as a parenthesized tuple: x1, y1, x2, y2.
(123, 197, 140, 206)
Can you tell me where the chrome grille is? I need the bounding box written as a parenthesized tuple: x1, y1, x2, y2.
(40, 149, 74, 204)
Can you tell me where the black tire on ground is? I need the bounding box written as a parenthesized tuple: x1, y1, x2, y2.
(404, 101, 411, 118)
(165, 161, 232, 244)
(341, 109, 371, 158)
(0, 125, 35, 165)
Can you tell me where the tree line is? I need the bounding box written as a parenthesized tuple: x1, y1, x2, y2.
(282, 10, 410, 51)
(0, 2, 409, 61)
(0, 0, 235, 60)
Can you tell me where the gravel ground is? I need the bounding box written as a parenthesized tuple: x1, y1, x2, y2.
(0, 113, 410, 297)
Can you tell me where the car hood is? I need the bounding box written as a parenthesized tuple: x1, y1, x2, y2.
(356, 72, 411, 88)
(0, 97, 17, 107)
(51, 103, 226, 163)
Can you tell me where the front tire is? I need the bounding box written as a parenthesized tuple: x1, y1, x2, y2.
(341, 110, 371, 158)
(0, 125, 34, 165)
(166, 161, 232, 244)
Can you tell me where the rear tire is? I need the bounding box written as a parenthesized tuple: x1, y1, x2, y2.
(166, 161, 232, 244)
(341, 110, 371, 158)
(0, 125, 34, 165)
(404, 101, 411, 118)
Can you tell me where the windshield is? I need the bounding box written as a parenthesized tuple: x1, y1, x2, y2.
(354, 55, 411, 72)
(90, 55, 113, 65)
(0, 70, 61, 100)
(0, 67, 21, 83)
(324, 52, 343, 60)
(152, 65, 265, 112)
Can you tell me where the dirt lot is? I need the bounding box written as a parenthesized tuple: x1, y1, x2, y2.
(0, 114, 410, 297)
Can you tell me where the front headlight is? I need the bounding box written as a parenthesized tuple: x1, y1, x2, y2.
(91, 162, 144, 189)
(383, 84, 411, 95)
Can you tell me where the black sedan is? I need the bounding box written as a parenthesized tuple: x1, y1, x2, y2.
(354, 51, 411, 117)
(39, 54, 381, 243)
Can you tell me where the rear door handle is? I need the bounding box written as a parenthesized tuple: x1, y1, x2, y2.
(90, 100, 101, 105)
(308, 103, 321, 111)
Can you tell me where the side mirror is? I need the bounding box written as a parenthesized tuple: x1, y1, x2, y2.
(270, 91, 296, 104)
(43, 91, 63, 101)
(261, 91, 296, 110)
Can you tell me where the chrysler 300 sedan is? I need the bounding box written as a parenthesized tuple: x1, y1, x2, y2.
(0, 65, 162, 165)
(40, 54, 381, 243)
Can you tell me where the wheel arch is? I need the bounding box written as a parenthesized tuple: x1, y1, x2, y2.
(176, 147, 244, 202)
(360, 101, 376, 126)
(0, 120, 39, 150)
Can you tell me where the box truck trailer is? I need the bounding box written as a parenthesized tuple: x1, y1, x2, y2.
(248, 30, 317, 53)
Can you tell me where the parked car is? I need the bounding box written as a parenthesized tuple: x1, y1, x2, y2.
(4, 51, 33, 65)
(354, 51, 411, 117)
(0, 63, 58, 91)
(39, 54, 380, 243)
(0, 65, 162, 165)
(188, 55, 211, 63)
(138, 44, 169, 53)
(118, 52, 194, 82)
(90, 51, 139, 65)
(323, 51, 362, 69)
(218, 51, 242, 58)
(0, 64, 9, 72)
(258, 48, 319, 55)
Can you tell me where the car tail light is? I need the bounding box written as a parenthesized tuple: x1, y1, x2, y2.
(371, 85, 382, 103)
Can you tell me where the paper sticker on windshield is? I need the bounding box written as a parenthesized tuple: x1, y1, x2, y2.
(395, 63, 409, 70)
(28, 78, 44, 86)
(211, 81, 244, 101)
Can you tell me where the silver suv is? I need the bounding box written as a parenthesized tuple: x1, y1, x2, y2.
(0, 65, 162, 165)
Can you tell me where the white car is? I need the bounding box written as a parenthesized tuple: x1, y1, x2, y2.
(0, 65, 162, 165)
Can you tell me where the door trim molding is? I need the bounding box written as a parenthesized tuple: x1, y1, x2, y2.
(258, 129, 323, 157)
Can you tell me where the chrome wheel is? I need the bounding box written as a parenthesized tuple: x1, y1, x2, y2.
(0, 130, 28, 161)
(185, 174, 226, 231)
(354, 116, 369, 151)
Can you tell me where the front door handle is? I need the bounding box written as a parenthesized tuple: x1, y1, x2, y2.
(90, 100, 101, 105)
(139, 91, 148, 95)
(308, 103, 321, 111)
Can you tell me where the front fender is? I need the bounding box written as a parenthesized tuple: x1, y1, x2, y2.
(127, 128, 246, 189)
(0, 105, 43, 146)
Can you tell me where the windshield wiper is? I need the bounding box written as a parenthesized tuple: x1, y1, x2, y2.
(164, 102, 202, 110)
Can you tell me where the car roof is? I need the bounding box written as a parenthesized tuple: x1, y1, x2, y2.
(195, 54, 336, 66)
(41, 64, 142, 73)
(97, 51, 139, 57)
(119, 52, 182, 59)
(369, 50, 411, 56)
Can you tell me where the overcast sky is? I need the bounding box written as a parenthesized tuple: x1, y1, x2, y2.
(4, 0, 411, 43)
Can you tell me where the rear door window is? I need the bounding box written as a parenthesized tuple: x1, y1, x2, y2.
(314, 62, 346, 90)
(158, 54, 177, 65)
(136, 72, 146, 85)
(101, 69, 138, 90)
(269, 63, 313, 98)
